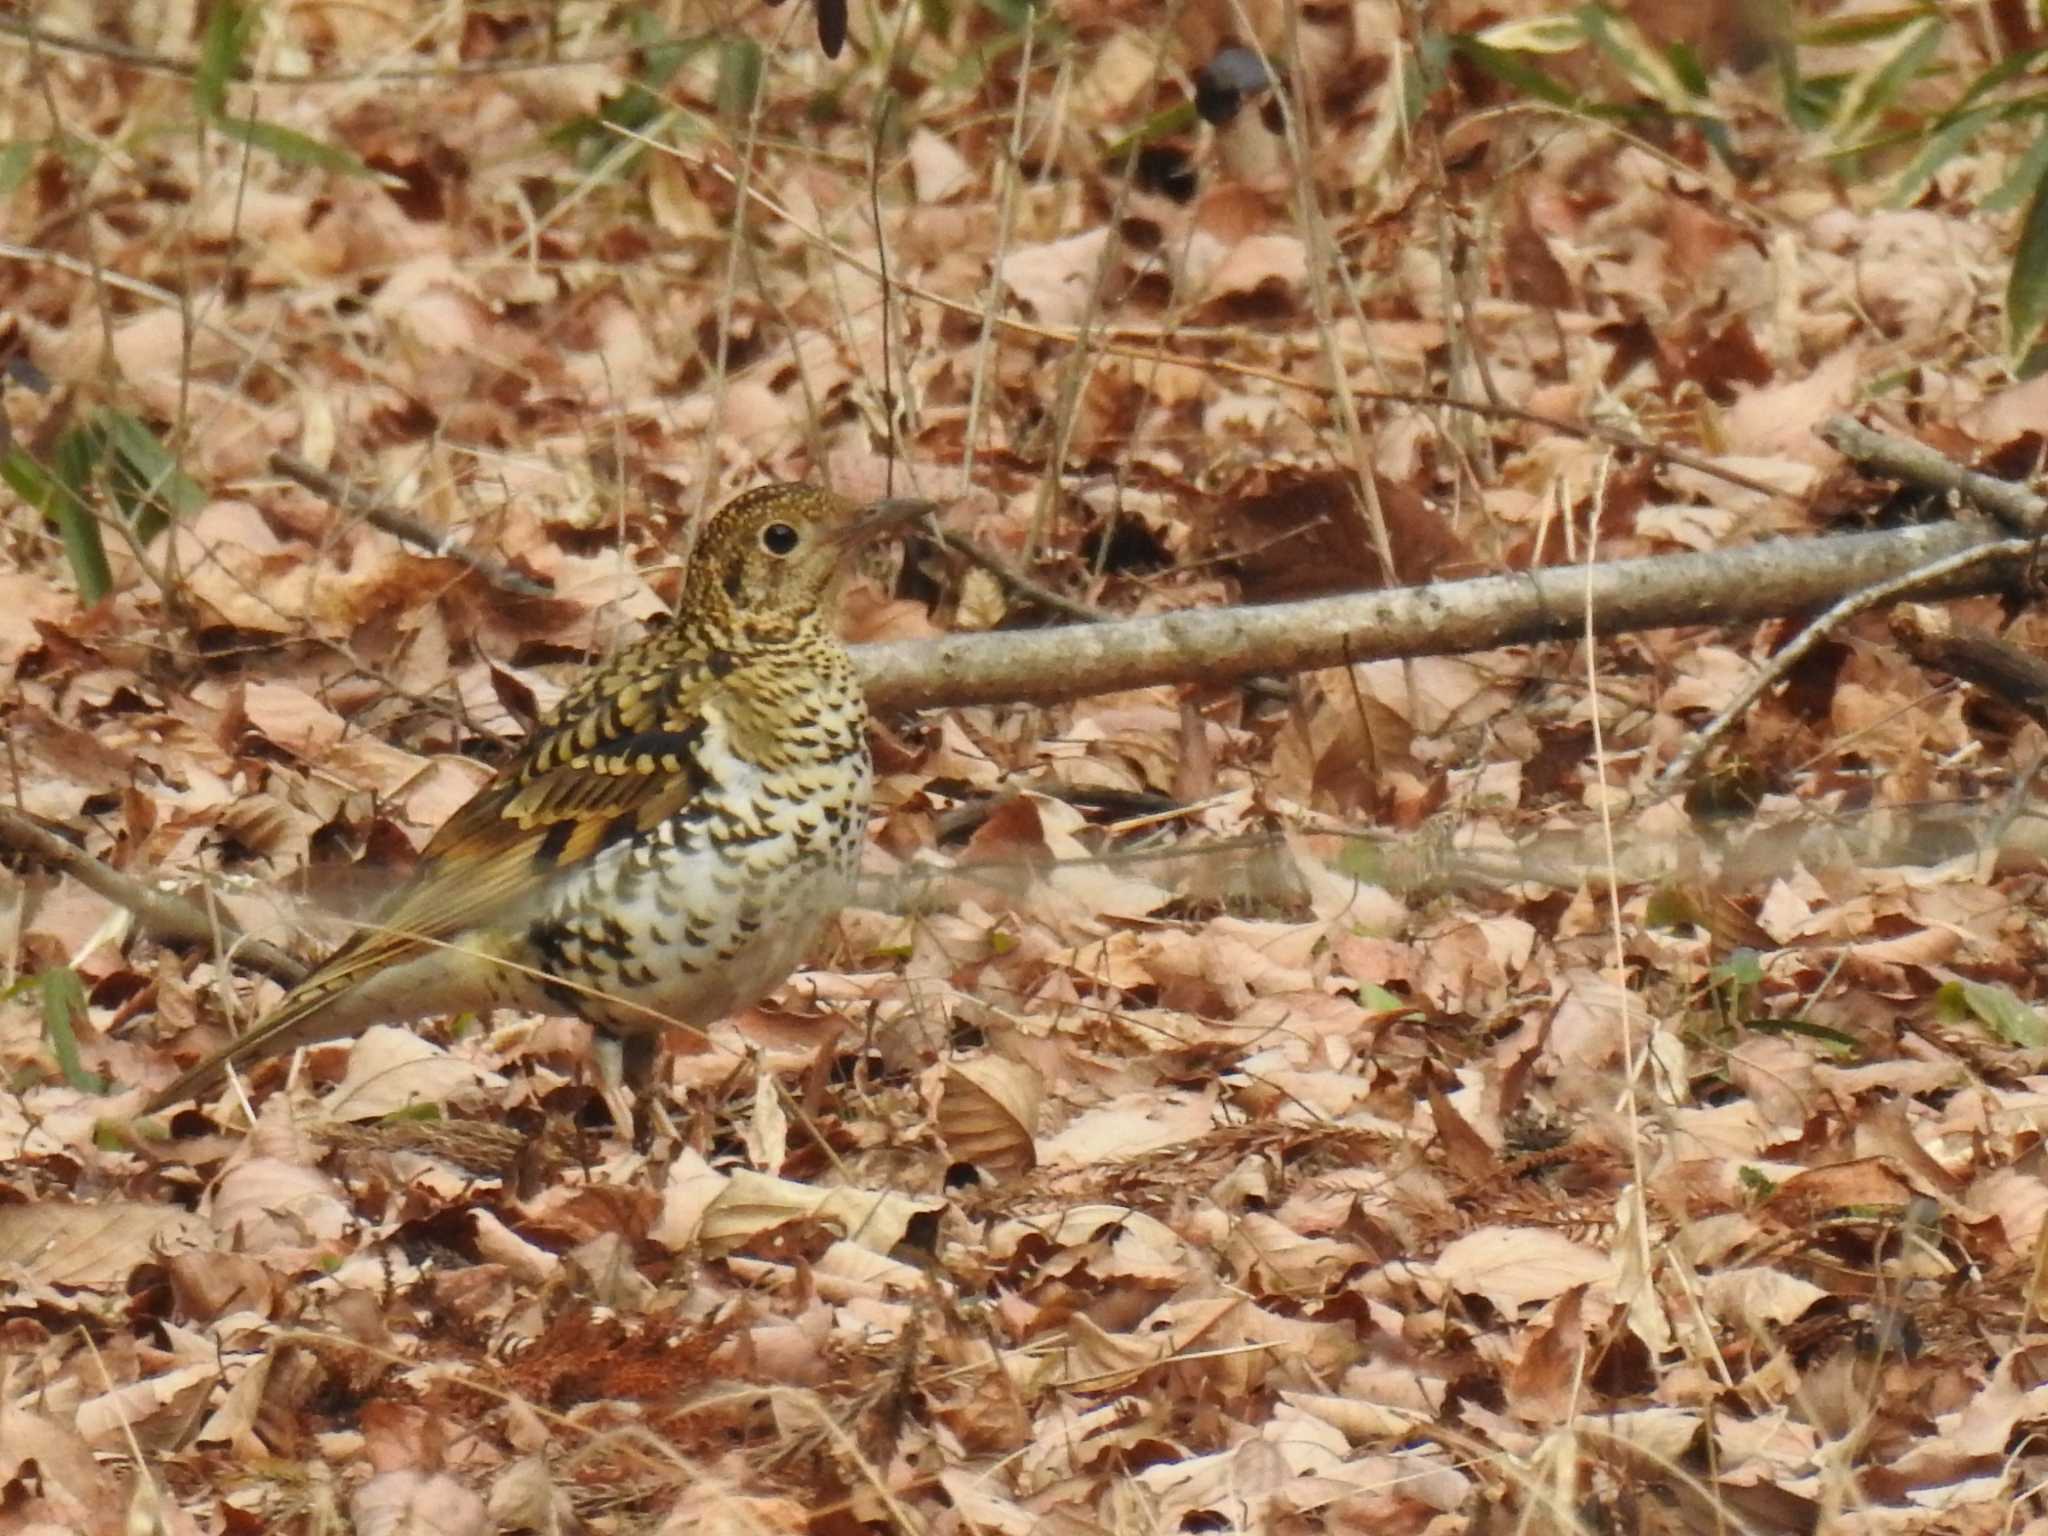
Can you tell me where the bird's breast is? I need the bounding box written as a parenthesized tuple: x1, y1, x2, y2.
(519, 661, 872, 1032)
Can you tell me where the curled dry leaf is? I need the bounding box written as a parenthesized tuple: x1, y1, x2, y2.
(694, 1168, 943, 1257)
(1223, 1210, 1367, 1293)
(652, 1486, 813, 1536)
(1059, 1311, 1185, 1391)
(999, 228, 1117, 327)
(812, 1238, 929, 1299)
(487, 1458, 578, 1536)
(936, 1055, 1044, 1177)
(76, 1362, 221, 1451)
(0, 1200, 206, 1287)
(1432, 1225, 1616, 1316)
(469, 1210, 561, 1286)
(208, 1157, 352, 1251)
(326, 1023, 501, 1120)
(0, 1408, 101, 1519)
(166, 1250, 282, 1322)
(226, 681, 347, 761)
(987, 1204, 1186, 1265)
(1697, 1267, 1829, 1332)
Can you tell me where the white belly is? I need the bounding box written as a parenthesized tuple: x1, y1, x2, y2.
(522, 728, 870, 1034)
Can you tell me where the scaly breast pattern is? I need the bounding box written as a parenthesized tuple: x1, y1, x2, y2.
(520, 644, 871, 1034)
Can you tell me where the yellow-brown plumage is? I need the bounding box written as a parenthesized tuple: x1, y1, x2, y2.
(146, 483, 929, 1116)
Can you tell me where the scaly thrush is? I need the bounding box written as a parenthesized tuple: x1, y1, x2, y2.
(145, 483, 929, 1118)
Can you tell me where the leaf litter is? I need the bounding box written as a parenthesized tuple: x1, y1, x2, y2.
(5, 2, 2048, 1532)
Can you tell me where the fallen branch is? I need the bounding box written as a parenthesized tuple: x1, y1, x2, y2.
(0, 807, 309, 988)
(853, 517, 2027, 712)
(1818, 416, 2048, 536)
(1891, 603, 2048, 730)
(856, 419, 2048, 714)
(1647, 536, 2031, 798)
(924, 522, 1107, 624)
(269, 451, 552, 598)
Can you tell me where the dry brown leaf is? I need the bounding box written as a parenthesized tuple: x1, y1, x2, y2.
(936, 1055, 1043, 1177)
(0, 1200, 206, 1286)
(1432, 1226, 1615, 1315)
(695, 1169, 942, 1257)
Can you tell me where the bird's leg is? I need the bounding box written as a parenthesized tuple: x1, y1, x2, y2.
(594, 1029, 676, 1149)
(591, 1030, 635, 1142)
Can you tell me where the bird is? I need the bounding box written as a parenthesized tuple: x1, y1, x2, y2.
(145, 482, 932, 1122)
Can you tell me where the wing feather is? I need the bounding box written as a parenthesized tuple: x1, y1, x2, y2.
(145, 640, 729, 1110)
(315, 644, 722, 983)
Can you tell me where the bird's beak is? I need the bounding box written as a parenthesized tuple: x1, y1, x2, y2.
(836, 496, 938, 546)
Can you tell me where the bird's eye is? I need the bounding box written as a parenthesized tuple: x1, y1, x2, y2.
(760, 521, 800, 556)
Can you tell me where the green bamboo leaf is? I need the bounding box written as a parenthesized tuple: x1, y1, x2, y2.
(0, 445, 54, 509)
(1743, 1017, 1861, 1057)
(3, 439, 112, 600)
(215, 115, 369, 176)
(39, 967, 108, 1094)
(1799, 4, 1944, 48)
(2007, 157, 2048, 369)
(1935, 978, 2048, 1047)
(551, 16, 706, 160)
(1100, 102, 1199, 167)
(194, 0, 255, 119)
(1832, 15, 1946, 137)
(52, 429, 113, 601)
(1785, 69, 1846, 130)
(1664, 41, 1709, 100)
(1577, 4, 1695, 109)
(1452, 36, 1581, 108)
(717, 37, 764, 121)
(1948, 45, 2048, 115)
(195, 3, 366, 175)
(1472, 15, 1585, 53)
(1710, 949, 1765, 988)
(1986, 122, 2048, 213)
(96, 409, 205, 544)
(627, 8, 696, 86)
(0, 141, 34, 196)
(1888, 101, 2008, 206)
(977, 0, 1037, 31)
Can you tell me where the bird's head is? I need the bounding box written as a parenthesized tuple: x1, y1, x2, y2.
(680, 482, 931, 637)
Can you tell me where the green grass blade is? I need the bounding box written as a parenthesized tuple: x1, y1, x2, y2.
(96, 409, 206, 545)
(194, 0, 254, 118)
(39, 967, 108, 1094)
(2009, 144, 2048, 368)
(214, 115, 370, 176)
(2, 438, 112, 601)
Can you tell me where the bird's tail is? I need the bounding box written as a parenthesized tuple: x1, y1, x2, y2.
(142, 957, 372, 1115)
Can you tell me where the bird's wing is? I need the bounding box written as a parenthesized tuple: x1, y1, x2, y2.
(302, 642, 729, 997)
(142, 648, 735, 1113)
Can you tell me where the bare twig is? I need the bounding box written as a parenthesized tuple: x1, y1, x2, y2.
(1820, 415, 2048, 536)
(0, 14, 645, 84)
(1890, 603, 2048, 730)
(856, 519, 2032, 714)
(1648, 537, 2034, 799)
(927, 524, 1107, 625)
(269, 451, 553, 598)
(0, 806, 309, 989)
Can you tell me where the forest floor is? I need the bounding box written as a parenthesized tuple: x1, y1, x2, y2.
(5, 2, 2048, 1533)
